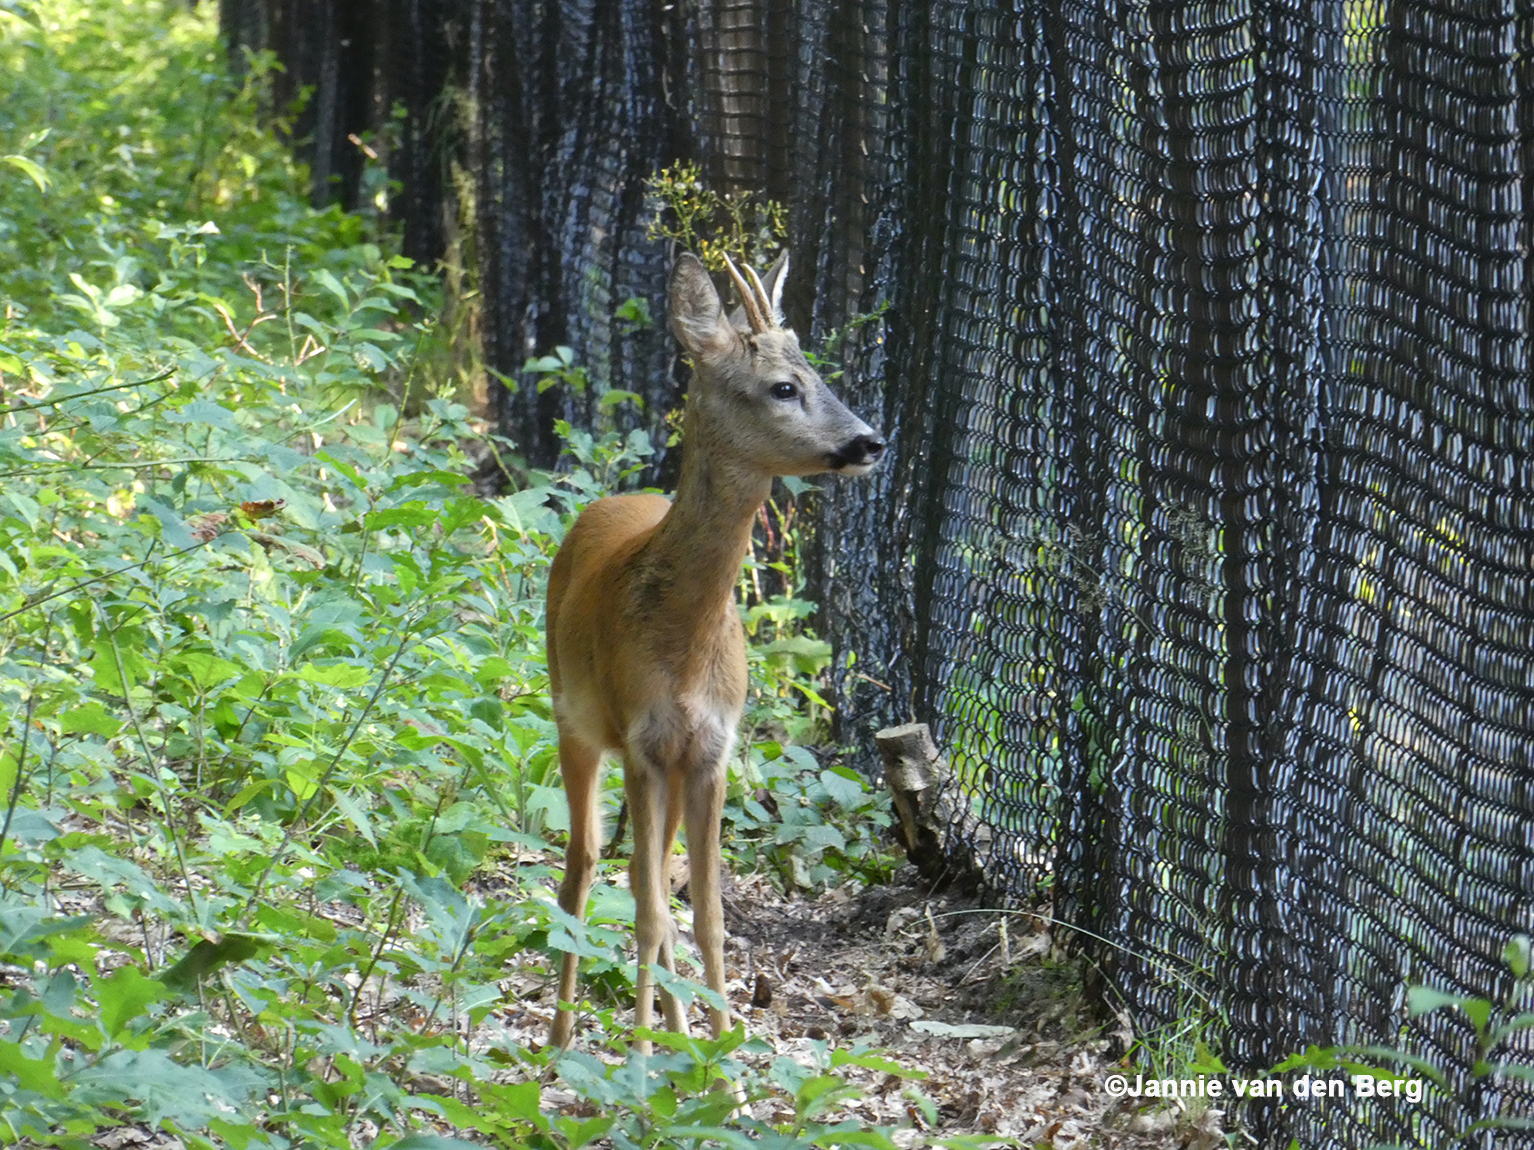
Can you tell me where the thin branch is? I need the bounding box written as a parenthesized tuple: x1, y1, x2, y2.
(0, 454, 256, 477)
(213, 301, 276, 359)
(0, 534, 228, 625)
(0, 685, 39, 861)
(0, 369, 176, 416)
(102, 618, 203, 925)
(348, 888, 406, 1032)
(239, 615, 423, 922)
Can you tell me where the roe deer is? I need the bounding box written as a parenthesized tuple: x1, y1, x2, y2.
(545, 251, 885, 1048)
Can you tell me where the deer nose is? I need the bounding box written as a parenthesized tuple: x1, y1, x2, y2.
(835, 432, 886, 470)
(855, 433, 886, 462)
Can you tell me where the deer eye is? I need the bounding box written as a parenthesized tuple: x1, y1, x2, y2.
(770, 381, 798, 400)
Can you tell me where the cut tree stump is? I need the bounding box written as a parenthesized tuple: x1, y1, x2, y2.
(876, 722, 982, 889)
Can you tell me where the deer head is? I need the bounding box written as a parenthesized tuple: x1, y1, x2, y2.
(667, 252, 886, 479)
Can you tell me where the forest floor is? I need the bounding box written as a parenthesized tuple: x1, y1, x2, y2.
(499, 862, 1226, 1149)
(54, 844, 1227, 1150)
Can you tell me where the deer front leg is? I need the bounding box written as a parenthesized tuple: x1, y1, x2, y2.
(684, 759, 730, 1038)
(552, 733, 604, 1048)
(657, 773, 688, 1029)
(625, 756, 683, 1051)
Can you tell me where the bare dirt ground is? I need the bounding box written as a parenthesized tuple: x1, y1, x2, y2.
(713, 865, 1223, 1148)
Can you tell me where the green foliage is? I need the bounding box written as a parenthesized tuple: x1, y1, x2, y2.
(1, 1, 374, 320)
(436, 1032, 933, 1150)
(0, 33, 554, 1123)
(803, 301, 892, 385)
(727, 744, 896, 891)
(1269, 935, 1534, 1147)
(0, 5, 911, 1146)
(552, 408, 656, 495)
(729, 499, 897, 891)
(645, 163, 787, 272)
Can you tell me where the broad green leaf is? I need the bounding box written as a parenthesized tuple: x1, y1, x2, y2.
(779, 743, 821, 773)
(409, 1093, 485, 1129)
(286, 763, 320, 801)
(140, 496, 197, 550)
(0, 1039, 65, 1099)
(315, 448, 368, 489)
(331, 788, 379, 846)
(159, 933, 271, 993)
(163, 397, 239, 430)
(830, 1047, 916, 1076)
(96, 966, 167, 1039)
(485, 1078, 543, 1123)
(223, 776, 280, 815)
(208, 1119, 264, 1150)
(73, 1048, 263, 1128)
(0, 908, 93, 962)
(311, 268, 350, 308)
(1406, 986, 1466, 1018)
(252, 904, 338, 943)
(556, 1115, 614, 1150)
(174, 649, 243, 690)
(89, 636, 151, 697)
(62, 847, 181, 916)
(1461, 997, 1493, 1033)
(795, 1072, 860, 1119)
(3, 488, 41, 529)
(598, 388, 643, 411)
(355, 342, 389, 372)
(780, 823, 846, 854)
(296, 661, 372, 688)
(368, 504, 438, 530)
(1506, 935, 1532, 978)
(2, 152, 50, 191)
(820, 766, 868, 810)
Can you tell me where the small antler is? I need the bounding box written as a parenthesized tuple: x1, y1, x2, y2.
(742, 262, 773, 322)
(721, 253, 772, 334)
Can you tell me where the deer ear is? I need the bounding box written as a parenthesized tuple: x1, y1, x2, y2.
(669, 254, 735, 356)
(759, 251, 789, 325)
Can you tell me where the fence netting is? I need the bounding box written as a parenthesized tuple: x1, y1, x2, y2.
(223, 1, 1534, 1145)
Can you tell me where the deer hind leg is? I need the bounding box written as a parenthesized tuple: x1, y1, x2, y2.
(625, 755, 682, 1051)
(551, 733, 603, 1048)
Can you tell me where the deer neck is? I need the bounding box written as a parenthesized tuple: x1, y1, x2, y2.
(642, 412, 769, 627)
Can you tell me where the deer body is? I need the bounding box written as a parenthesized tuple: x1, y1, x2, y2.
(546, 252, 884, 1048)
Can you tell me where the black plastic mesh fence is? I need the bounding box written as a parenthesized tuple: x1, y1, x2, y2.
(224, 1, 1534, 1145)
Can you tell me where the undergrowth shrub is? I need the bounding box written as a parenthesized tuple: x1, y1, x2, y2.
(0, 3, 912, 1147)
